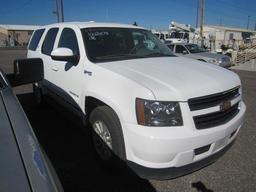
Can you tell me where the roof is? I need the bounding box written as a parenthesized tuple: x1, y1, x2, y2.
(43, 21, 145, 29)
(0, 24, 41, 31)
(204, 25, 256, 33)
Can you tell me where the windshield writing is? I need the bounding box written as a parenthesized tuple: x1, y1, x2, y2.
(82, 28, 175, 62)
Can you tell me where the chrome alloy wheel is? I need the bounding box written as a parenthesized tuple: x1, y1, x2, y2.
(92, 120, 113, 149)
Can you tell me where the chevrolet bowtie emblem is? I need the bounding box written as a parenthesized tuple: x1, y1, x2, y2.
(220, 101, 231, 112)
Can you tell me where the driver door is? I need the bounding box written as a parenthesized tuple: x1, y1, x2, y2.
(52, 27, 84, 110)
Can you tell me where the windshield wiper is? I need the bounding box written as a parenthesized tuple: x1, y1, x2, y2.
(144, 52, 174, 57)
(95, 54, 142, 60)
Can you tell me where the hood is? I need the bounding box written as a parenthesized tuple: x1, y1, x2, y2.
(99, 57, 240, 101)
(193, 52, 228, 60)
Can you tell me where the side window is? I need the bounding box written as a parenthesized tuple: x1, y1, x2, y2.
(167, 44, 174, 51)
(229, 33, 234, 40)
(28, 29, 45, 51)
(42, 28, 59, 55)
(175, 45, 187, 54)
(58, 28, 79, 55)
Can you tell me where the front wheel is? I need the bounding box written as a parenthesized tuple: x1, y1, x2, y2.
(89, 106, 125, 162)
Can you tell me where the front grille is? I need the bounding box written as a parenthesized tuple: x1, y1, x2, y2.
(188, 86, 240, 111)
(193, 103, 240, 129)
(222, 57, 230, 63)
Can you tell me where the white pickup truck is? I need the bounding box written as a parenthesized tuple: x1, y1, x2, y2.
(27, 22, 246, 179)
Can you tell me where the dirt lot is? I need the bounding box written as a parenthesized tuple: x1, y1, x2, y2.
(0, 49, 255, 192)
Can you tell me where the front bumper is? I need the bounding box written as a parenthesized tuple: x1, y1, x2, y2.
(123, 102, 246, 179)
(127, 139, 235, 180)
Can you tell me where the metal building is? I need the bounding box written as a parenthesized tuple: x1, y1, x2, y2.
(0, 24, 40, 47)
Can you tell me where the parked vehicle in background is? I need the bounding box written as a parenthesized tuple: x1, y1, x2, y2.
(168, 21, 197, 44)
(153, 31, 165, 41)
(0, 59, 63, 192)
(168, 31, 188, 43)
(27, 22, 245, 180)
(153, 31, 187, 44)
(167, 43, 232, 68)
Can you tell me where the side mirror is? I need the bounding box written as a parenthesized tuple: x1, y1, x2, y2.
(7, 58, 44, 87)
(51, 48, 79, 63)
(182, 50, 188, 55)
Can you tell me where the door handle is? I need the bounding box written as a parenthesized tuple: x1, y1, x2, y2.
(51, 67, 59, 72)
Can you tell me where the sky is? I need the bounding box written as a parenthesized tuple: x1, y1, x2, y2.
(0, 0, 256, 30)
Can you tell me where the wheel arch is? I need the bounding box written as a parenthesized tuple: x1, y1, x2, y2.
(83, 94, 126, 132)
(84, 95, 128, 160)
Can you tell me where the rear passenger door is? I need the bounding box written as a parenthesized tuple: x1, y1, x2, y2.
(40, 27, 59, 85)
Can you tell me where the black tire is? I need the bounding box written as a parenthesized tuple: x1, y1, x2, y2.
(89, 105, 125, 162)
(33, 83, 45, 106)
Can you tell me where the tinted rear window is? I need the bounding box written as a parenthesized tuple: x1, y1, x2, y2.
(42, 28, 59, 55)
(28, 29, 45, 51)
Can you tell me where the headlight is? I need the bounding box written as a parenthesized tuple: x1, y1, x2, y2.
(218, 58, 223, 64)
(136, 98, 183, 126)
(209, 58, 222, 64)
(209, 58, 217, 63)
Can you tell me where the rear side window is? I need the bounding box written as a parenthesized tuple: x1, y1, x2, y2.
(42, 28, 59, 55)
(167, 44, 174, 51)
(175, 45, 187, 53)
(58, 28, 79, 55)
(28, 29, 45, 51)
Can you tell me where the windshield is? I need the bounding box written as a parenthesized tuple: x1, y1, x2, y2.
(185, 44, 207, 53)
(170, 32, 184, 39)
(82, 28, 175, 63)
(153, 33, 160, 38)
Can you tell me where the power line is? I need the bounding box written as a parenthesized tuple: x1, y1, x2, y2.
(211, 0, 256, 21)
(196, 0, 199, 28)
(215, 0, 256, 15)
(60, 0, 64, 22)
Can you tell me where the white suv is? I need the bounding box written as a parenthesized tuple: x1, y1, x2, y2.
(27, 22, 246, 179)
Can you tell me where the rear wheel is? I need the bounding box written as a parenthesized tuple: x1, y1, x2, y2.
(89, 105, 125, 162)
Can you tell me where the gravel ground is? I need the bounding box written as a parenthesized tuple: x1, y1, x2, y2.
(0, 50, 255, 192)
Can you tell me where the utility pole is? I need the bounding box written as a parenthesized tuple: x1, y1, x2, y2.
(196, 0, 199, 28)
(60, 0, 64, 22)
(200, 0, 204, 47)
(53, 0, 60, 22)
(247, 15, 250, 29)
